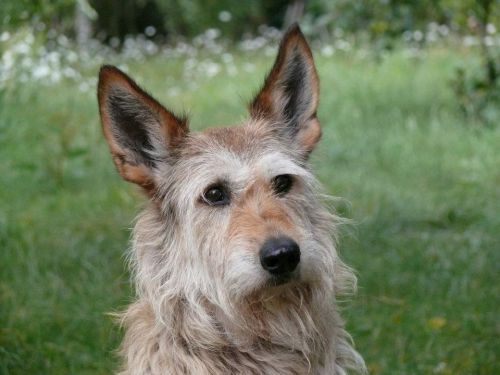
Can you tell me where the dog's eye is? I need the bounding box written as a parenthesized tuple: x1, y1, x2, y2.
(272, 174, 293, 196)
(202, 184, 229, 206)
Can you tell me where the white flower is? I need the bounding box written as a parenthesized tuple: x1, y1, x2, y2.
(413, 30, 423, 42)
(0, 31, 10, 42)
(321, 45, 334, 57)
(145, 26, 156, 37)
(438, 25, 449, 36)
(204, 61, 220, 77)
(218, 11, 232, 23)
(32, 64, 50, 79)
(205, 28, 220, 40)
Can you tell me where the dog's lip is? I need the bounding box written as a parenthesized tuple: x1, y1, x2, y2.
(270, 276, 291, 286)
(266, 271, 299, 287)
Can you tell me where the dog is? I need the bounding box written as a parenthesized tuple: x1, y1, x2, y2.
(97, 24, 365, 375)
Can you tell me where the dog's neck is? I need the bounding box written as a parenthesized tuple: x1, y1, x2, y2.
(119, 291, 342, 374)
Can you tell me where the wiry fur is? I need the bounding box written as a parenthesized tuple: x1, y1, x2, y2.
(98, 24, 365, 375)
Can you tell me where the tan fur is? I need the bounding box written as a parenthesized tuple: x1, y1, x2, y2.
(227, 179, 299, 244)
(98, 24, 366, 375)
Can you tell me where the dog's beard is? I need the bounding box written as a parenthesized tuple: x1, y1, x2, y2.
(243, 278, 318, 311)
(213, 276, 331, 354)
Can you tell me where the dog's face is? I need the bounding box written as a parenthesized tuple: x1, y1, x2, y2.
(98, 25, 337, 303)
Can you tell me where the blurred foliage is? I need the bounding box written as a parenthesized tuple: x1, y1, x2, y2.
(87, 0, 291, 41)
(449, 0, 499, 126)
(1, 0, 499, 41)
(0, 0, 291, 41)
(0, 0, 498, 126)
(154, 0, 289, 40)
(0, 0, 75, 30)
(310, 0, 499, 37)
(451, 60, 500, 126)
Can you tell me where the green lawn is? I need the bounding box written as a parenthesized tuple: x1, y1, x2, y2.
(1, 45, 499, 374)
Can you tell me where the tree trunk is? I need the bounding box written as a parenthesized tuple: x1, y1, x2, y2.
(75, 1, 93, 46)
(283, 0, 306, 30)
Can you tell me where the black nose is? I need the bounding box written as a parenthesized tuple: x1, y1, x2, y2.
(260, 237, 300, 276)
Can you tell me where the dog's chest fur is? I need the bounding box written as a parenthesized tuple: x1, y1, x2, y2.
(119, 298, 347, 375)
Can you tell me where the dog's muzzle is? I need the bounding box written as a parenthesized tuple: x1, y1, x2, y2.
(259, 236, 300, 276)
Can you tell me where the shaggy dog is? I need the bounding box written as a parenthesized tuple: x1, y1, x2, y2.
(97, 24, 365, 375)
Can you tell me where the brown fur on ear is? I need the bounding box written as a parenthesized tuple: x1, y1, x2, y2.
(97, 65, 188, 190)
(250, 24, 321, 155)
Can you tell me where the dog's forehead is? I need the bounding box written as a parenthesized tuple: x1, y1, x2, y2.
(198, 124, 271, 156)
(177, 124, 303, 183)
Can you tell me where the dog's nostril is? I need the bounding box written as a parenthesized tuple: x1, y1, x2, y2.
(260, 237, 300, 276)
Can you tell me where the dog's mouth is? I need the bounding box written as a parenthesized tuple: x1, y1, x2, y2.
(239, 271, 315, 310)
(265, 271, 300, 288)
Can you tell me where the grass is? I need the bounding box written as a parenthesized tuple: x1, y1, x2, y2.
(1, 45, 499, 374)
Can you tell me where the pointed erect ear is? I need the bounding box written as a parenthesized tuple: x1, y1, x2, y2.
(250, 24, 320, 155)
(97, 65, 188, 190)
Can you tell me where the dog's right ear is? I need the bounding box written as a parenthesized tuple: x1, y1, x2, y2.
(97, 65, 188, 190)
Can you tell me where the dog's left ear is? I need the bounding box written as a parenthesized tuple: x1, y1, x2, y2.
(250, 24, 320, 155)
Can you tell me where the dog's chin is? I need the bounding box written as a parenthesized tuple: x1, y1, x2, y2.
(253, 271, 316, 300)
(237, 273, 316, 310)
(228, 268, 319, 304)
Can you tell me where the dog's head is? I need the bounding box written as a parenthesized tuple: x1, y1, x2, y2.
(98, 25, 343, 305)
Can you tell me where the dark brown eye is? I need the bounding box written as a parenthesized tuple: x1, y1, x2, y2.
(202, 184, 229, 206)
(272, 174, 293, 196)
